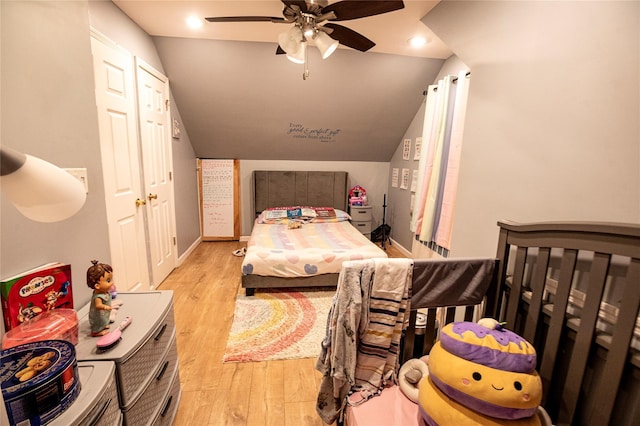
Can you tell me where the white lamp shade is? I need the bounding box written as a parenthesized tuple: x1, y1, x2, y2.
(286, 41, 306, 64)
(315, 32, 339, 59)
(0, 153, 86, 222)
(278, 26, 303, 55)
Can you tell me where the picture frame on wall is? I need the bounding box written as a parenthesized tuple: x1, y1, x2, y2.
(414, 137, 422, 160)
(400, 168, 410, 189)
(172, 118, 181, 139)
(402, 139, 411, 160)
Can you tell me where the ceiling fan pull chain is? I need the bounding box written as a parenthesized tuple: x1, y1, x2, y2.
(303, 42, 310, 80)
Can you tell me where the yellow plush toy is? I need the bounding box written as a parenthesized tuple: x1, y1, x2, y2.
(418, 318, 544, 425)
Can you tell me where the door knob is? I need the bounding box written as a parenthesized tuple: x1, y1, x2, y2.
(135, 198, 146, 206)
(148, 193, 158, 200)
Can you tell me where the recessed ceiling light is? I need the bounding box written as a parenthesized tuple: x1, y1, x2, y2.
(186, 16, 203, 29)
(408, 36, 428, 48)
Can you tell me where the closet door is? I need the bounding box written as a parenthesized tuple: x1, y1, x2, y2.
(90, 33, 150, 292)
(135, 59, 177, 288)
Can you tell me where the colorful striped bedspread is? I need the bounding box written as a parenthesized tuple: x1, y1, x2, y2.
(241, 221, 388, 278)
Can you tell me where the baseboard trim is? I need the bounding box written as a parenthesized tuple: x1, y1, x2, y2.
(178, 238, 201, 266)
(389, 238, 412, 257)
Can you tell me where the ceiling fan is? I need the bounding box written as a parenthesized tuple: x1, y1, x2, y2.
(205, 0, 405, 79)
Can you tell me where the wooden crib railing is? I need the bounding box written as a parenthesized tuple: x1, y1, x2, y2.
(485, 220, 640, 426)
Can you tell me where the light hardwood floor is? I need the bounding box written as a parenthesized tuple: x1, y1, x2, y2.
(158, 240, 405, 426)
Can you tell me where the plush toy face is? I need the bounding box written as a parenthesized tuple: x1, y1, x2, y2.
(418, 375, 543, 426)
(419, 320, 544, 423)
(428, 342, 542, 414)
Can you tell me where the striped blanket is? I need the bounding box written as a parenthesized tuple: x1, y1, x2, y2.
(315, 258, 413, 424)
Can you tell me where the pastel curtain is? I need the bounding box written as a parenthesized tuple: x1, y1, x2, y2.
(411, 71, 470, 251)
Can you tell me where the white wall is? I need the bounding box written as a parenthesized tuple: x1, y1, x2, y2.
(239, 160, 389, 236)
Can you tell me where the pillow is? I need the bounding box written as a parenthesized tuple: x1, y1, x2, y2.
(257, 207, 350, 224)
(311, 209, 351, 223)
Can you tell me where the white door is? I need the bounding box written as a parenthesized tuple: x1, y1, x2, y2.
(136, 59, 177, 288)
(91, 34, 150, 292)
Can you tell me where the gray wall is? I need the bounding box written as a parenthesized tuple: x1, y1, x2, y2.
(387, 1, 639, 257)
(1, 0, 109, 312)
(1, 0, 201, 322)
(425, 1, 640, 257)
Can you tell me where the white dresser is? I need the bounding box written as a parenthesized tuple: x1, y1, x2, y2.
(74, 291, 181, 426)
(349, 205, 373, 238)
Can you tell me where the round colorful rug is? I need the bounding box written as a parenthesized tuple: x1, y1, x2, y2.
(222, 289, 334, 362)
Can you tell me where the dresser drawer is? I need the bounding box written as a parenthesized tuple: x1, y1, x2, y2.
(152, 367, 182, 426)
(122, 331, 179, 425)
(50, 361, 120, 426)
(115, 304, 175, 407)
(350, 206, 372, 221)
(352, 221, 372, 234)
(75, 291, 176, 409)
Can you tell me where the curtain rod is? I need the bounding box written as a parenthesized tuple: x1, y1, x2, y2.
(422, 71, 471, 95)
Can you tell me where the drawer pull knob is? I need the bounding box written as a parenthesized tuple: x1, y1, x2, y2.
(156, 360, 169, 381)
(161, 395, 173, 417)
(154, 323, 167, 341)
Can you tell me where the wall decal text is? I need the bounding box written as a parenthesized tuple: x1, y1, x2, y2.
(287, 123, 341, 142)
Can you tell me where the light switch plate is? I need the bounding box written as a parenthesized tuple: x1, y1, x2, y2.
(64, 168, 89, 193)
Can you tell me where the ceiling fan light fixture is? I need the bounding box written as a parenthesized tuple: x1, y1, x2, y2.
(301, 14, 316, 38)
(315, 31, 338, 59)
(278, 26, 303, 54)
(286, 41, 307, 64)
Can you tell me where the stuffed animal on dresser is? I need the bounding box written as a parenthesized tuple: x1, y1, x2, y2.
(417, 318, 544, 425)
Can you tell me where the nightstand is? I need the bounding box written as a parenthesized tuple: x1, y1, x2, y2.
(349, 205, 373, 238)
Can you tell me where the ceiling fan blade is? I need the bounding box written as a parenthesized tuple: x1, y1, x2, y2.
(205, 16, 288, 23)
(322, 1, 404, 21)
(322, 23, 375, 52)
(281, 1, 308, 13)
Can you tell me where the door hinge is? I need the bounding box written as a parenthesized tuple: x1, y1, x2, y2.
(173, 237, 177, 245)
(169, 171, 172, 181)
(165, 99, 170, 111)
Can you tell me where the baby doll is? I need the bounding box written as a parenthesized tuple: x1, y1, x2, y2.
(86, 260, 114, 336)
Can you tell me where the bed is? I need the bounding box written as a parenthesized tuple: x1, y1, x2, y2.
(344, 220, 639, 426)
(241, 171, 387, 295)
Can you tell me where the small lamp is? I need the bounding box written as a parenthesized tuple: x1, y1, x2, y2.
(315, 31, 338, 59)
(0, 147, 87, 222)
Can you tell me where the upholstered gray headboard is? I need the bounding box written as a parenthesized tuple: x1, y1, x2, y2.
(253, 171, 348, 216)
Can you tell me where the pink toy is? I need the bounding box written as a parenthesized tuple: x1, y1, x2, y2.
(96, 316, 132, 351)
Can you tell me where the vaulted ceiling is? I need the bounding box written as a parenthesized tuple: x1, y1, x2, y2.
(113, 1, 451, 161)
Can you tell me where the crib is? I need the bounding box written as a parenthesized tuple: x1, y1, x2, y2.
(338, 220, 639, 426)
(485, 220, 640, 425)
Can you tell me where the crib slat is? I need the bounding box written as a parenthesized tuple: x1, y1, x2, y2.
(463, 305, 475, 322)
(505, 246, 528, 328)
(402, 310, 418, 362)
(444, 306, 456, 324)
(539, 249, 577, 404)
(523, 247, 551, 343)
(559, 252, 611, 425)
(589, 258, 640, 424)
(422, 309, 438, 355)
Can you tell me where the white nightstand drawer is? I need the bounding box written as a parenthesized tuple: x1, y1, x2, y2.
(352, 221, 372, 234)
(350, 206, 372, 221)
